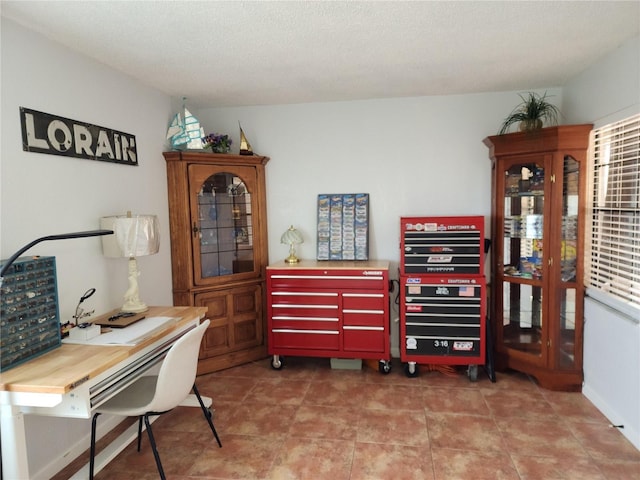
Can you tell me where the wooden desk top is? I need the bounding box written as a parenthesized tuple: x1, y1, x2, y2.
(0, 306, 206, 395)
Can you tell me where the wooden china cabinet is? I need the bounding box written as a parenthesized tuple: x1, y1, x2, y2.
(164, 151, 269, 374)
(483, 124, 592, 391)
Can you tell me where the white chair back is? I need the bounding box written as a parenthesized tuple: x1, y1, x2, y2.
(147, 319, 209, 412)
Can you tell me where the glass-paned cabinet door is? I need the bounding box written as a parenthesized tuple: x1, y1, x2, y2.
(190, 165, 257, 283)
(557, 155, 580, 369)
(500, 160, 546, 361)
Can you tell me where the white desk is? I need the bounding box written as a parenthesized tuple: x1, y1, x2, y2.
(0, 306, 207, 480)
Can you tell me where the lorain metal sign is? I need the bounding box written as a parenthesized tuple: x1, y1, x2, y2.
(20, 107, 138, 166)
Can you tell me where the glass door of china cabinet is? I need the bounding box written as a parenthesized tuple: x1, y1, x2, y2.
(189, 164, 260, 285)
(497, 153, 584, 372)
(498, 155, 550, 367)
(553, 154, 583, 371)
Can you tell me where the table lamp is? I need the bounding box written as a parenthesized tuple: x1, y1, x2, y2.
(280, 225, 303, 264)
(100, 212, 160, 313)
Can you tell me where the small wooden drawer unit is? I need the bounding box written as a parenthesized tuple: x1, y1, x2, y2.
(267, 260, 390, 363)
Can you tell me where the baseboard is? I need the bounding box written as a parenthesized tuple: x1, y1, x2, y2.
(582, 384, 640, 451)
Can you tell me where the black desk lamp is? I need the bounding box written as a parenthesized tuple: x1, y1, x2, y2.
(0, 229, 114, 279)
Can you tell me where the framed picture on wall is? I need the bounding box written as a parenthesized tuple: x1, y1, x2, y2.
(317, 193, 369, 261)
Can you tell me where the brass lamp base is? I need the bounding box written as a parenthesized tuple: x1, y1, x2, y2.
(284, 255, 299, 264)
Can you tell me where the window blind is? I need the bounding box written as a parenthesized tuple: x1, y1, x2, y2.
(586, 114, 640, 308)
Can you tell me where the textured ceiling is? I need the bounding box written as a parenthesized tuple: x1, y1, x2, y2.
(2, 1, 639, 108)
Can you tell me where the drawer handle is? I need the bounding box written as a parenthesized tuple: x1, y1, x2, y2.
(343, 309, 383, 314)
(272, 329, 339, 334)
(272, 304, 338, 309)
(272, 316, 338, 322)
(271, 275, 382, 281)
(343, 326, 384, 331)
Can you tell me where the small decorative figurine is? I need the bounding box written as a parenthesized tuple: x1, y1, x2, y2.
(239, 122, 253, 156)
(167, 98, 205, 150)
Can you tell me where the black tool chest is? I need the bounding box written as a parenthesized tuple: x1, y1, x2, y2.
(399, 216, 486, 380)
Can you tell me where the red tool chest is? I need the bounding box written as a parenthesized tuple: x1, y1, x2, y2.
(267, 260, 391, 372)
(399, 216, 486, 379)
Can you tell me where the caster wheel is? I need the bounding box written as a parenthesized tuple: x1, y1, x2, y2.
(378, 360, 391, 374)
(404, 362, 419, 378)
(467, 364, 478, 382)
(271, 355, 284, 370)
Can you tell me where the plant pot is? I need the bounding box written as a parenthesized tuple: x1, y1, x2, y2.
(519, 119, 543, 132)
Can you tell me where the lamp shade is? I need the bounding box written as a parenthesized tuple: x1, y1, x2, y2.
(100, 214, 160, 258)
(280, 225, 303, 246)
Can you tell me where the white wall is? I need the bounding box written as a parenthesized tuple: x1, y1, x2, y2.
(563, 35, 640, 450)
(196, 92, 560, 267)
(1, 18, 175, 478)
(563, 35, 640, 128)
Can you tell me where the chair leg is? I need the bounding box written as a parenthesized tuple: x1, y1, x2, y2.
(143, 414, 166, 480)
(137, 416, 143, 451)
(192, 383, 222, 447)
(89, 412, 101, 480)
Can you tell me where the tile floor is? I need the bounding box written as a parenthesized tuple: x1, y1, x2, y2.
(53, 357, 640, 480)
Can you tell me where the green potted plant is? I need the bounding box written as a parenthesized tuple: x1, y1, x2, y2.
(498, 91, 560, 134)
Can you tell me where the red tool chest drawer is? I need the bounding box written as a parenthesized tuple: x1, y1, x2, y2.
(267, 260, 390, 368)
(269, 272, 385, 290)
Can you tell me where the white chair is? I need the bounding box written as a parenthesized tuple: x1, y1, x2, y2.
(89, 320, 221, 479)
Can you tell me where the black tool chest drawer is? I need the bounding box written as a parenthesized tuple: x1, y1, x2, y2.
(400, 216, 484, 276)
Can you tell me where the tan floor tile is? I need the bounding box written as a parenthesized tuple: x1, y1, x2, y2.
(196, 373, 260, 402)
(357, 408, 429, 446)
(496, 417, 589, 458)
(568, 421, 640, 462)
(427, 412, 507, 452)
(431, 448, 520, 480)
(423, 386, 490, 415)
(289, 404, 359, 440)
(266, 437, 354, 480)
(351, 442, 434, 480)
(510, 454, 607, 480)
(482, 388, 558, 420)
(225, 401, 297, 437)
(188, 433, 282, 478)
(591, 457, 640, 480)
(244, 377, 311, 405)
(303, 379, 370, 407)
(541, 390, 611, 424)
(103, 429, 213, 476)
(357, 382, 425, 410)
